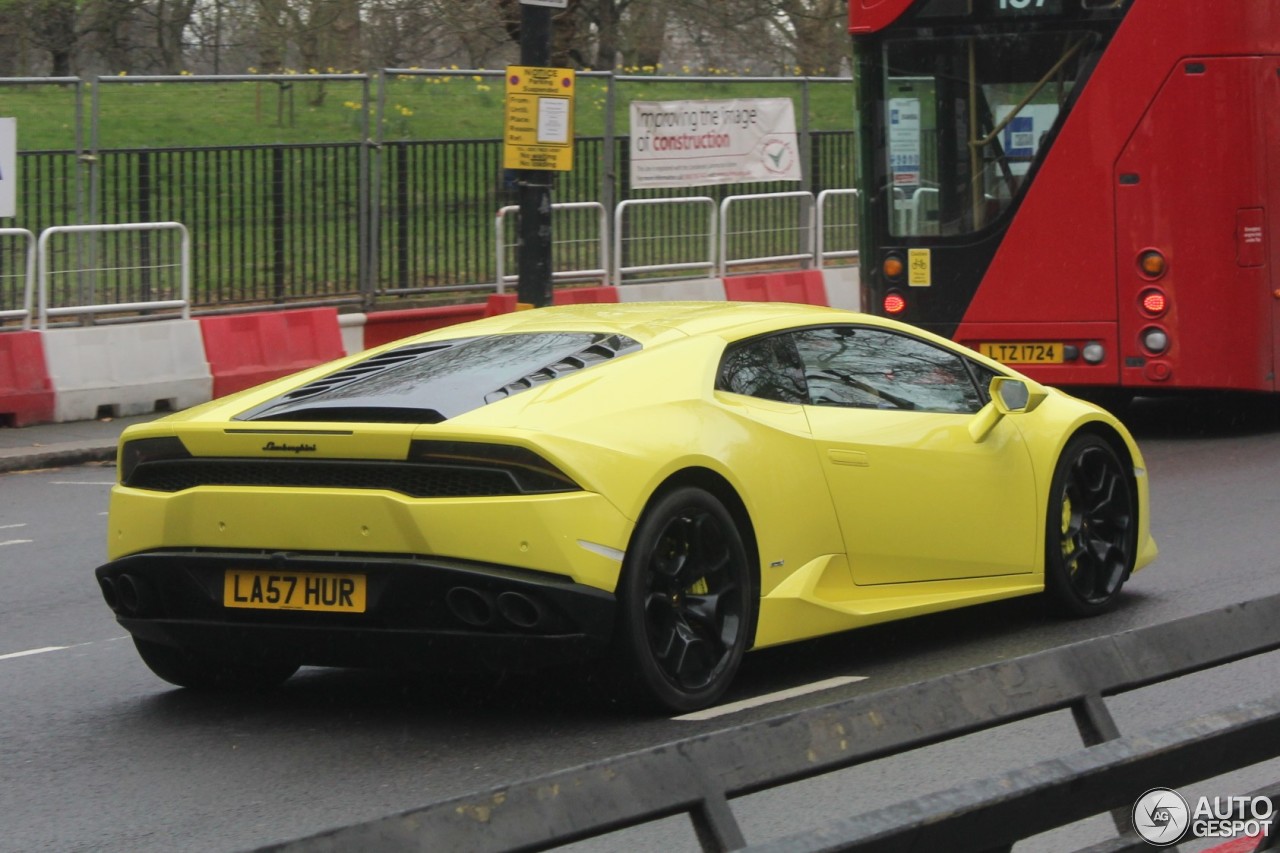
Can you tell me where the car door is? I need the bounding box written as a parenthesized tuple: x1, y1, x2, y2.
(793, 326, 1039, 585)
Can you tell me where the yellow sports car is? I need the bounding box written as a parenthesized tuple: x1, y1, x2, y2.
(95, 302, 1156, 712)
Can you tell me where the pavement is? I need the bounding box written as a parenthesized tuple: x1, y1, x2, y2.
(0, 414, 156, 474)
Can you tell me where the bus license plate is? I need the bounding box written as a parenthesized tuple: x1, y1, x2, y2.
(978, 342, 1064, 364)
(224, 569, 366, 613)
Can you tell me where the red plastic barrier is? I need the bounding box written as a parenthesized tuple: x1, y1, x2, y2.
(363, 305, 486, 349)
(723, 270, 829, 306)
(200, 308, 346, 398)
(362, 295, 519, 349)
(552, 286, 620, 305)
(0, 331, 55, 427)
(485, 293, 519, 315)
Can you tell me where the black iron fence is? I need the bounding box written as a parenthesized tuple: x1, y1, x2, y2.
(0, 71, 859, 319)
(4, 131, 855, 317)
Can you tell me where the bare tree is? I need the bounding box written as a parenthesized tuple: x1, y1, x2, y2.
(495, 0, 587, 68)
(24, 0, 82, 74)
(0, 0, 846, 82)
(364, 0, 511, 69)
(774, 0, 847, 75)
(673, 0, 848, 75)
(80, 0, 143, 73)
(619, 0, 670, 69)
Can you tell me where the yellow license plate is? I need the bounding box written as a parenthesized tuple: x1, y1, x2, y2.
(978, 342, 1064, 364)
(224, 569, 366, 613)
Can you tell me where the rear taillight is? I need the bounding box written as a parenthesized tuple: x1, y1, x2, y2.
(407, 441, 579, 494)
(120, 436, 191, 484)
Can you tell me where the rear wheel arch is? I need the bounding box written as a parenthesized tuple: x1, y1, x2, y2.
(639, 467, 761, 646)
(609, 468, 761, 711)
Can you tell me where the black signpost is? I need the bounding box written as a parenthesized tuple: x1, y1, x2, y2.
(516, 1, 555, 308)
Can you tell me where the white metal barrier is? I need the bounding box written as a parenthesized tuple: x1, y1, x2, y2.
(816, 189, 860, 268)
(0, 228, 37, 329)
(488, 191, 860, 288)
(494, 202, 608, 293)
(613, 197, 717, 285)
(719, 191, 816, 277)
(37, 222, 191, 329)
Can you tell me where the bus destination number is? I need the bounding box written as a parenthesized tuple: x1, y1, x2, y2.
(995, 0, 1061, 13)
(979, 342, 1064, 364)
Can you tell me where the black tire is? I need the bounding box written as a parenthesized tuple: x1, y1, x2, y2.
(1044, 434, 1137, 616)
(614, 486, 754, 713)
(133, 638, 298, 691)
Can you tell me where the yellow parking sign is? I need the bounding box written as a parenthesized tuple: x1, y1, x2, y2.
(504, 66, 575, 172)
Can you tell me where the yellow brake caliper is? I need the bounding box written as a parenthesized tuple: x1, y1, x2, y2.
(1061, 494, 1076, 570)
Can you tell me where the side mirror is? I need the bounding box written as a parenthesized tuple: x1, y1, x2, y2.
(969, 377, 1048, 442)
(990, 377, 1047, 414)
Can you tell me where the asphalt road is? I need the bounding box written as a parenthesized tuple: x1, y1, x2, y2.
(2, 394, 1279, 853)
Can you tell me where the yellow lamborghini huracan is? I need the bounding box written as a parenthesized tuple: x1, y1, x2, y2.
(95, 302, 1156, 712)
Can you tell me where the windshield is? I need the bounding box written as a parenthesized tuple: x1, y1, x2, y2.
(882, 30, 1097, 236)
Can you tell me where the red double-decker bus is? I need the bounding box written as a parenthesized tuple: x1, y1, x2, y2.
(851, 0, 1280, 398)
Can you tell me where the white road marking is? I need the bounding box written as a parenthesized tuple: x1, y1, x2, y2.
(0, 646, 69, 661)
(0, 637, 129, 663)
(672, 675, 868, 721)
(0, 539, 34, 547)
(52, 481, 115, 486)
(0, 523, 28, 530)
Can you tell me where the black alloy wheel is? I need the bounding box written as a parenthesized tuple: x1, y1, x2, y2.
(132, 637, 299, 691)
(615, 486, 754, 713)
(1045, 434, 1137, 616)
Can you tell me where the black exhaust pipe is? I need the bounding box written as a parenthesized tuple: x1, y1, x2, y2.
(445, 586, 495, 627)
(115, 573, 156, 617)
(496, 591, 546, 630)
(99, 576, 120, 612)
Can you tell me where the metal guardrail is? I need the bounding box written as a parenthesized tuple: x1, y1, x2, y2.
(494, 202, 609, 293)
(255, 593, 1280, 853)
(37, 222, 192, 329)
(0, 228, 36, 329)
(816, 188, 859, 269)
(719, 191, 816, 277)
(613, 196, 718, 285)
(504, 191, 858, 288)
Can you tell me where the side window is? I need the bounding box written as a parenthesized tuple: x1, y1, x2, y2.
(716, 334, 809, 404)
(792, 326, 985, 414)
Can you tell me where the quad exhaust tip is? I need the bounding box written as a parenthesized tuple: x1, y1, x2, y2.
(446, 586, 550, 631)
(100, 573, 156, 618)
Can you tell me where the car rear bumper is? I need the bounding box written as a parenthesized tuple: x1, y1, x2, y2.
(95, 549, 616, 670)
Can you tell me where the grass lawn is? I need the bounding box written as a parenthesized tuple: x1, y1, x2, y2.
(1, 73, 855, 150)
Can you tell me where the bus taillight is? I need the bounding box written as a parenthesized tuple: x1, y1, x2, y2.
(1138, 250, 1167, 279)
(1140, 288, 1168, 316)
(884, 292, 907, 315)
